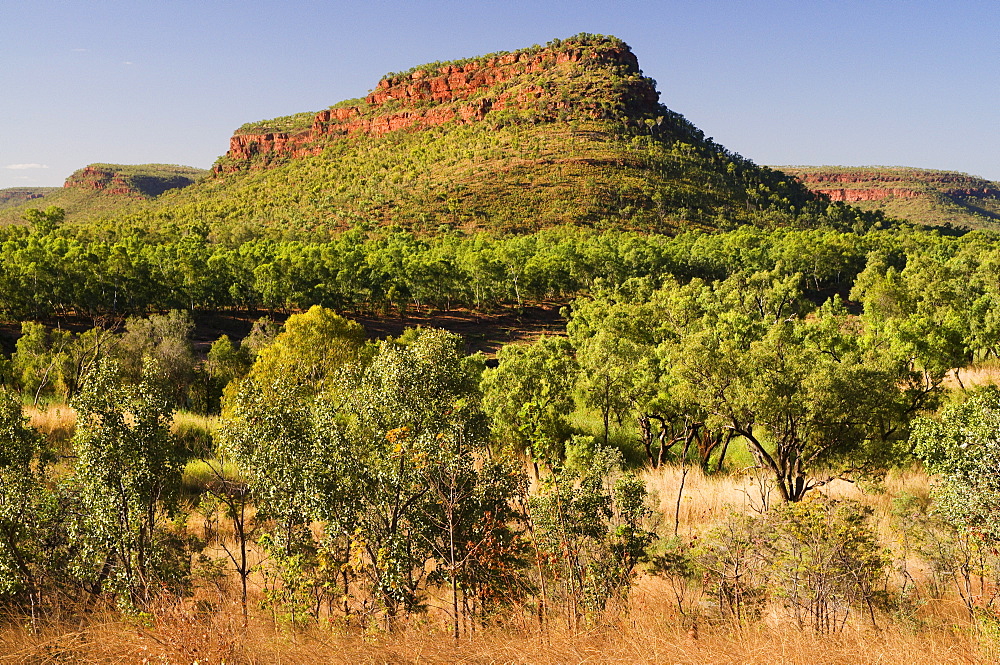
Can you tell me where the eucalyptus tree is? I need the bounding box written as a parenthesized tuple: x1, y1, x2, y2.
(218, 306, 368, 622)
(68, 360, 187, 609)
(911, 387, 1000, 619)
(345, 327, 490, 624)
(481, 335, 579, 465)
(913, 387, 1000, 546)
(238, 305, 366, 397)
(530, 445, 653, 626)
(0, 389, 48, 613)
(672, 294, 919, 502)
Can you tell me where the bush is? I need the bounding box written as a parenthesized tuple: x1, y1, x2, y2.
(764, 496, 891, 633)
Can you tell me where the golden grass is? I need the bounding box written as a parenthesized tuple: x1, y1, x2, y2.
(25, 402, 76, 452)
(0, 430, 979, 664)
(944, 361, 1000, 391)
(643, 461, 935, 532)
(3, 464, 980, 664)
(0, 584, 990, 665)
(643, 464, 789, 536)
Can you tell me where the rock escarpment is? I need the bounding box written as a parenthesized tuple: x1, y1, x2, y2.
(778, 166, 1000, 228)
(0, 188, 54, 209)
(64, 164, 207, 198)
(787, 167, 1000, 203)
(215, 37, 662, 173)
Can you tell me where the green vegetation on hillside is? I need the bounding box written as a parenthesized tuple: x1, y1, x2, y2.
(235, 111, 317, 136)
(160, 121, 867, 240)
(0, 164, 207, 226)
(380, 33, 626, 80)
(74, 163, 207, 180)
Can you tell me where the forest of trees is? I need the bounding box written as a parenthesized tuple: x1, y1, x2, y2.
(4, 208, 1000, 643)
(0, 202, 943, 322)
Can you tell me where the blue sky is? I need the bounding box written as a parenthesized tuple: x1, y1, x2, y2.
(2, 0, 997, 189)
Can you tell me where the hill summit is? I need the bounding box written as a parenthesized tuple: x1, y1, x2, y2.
(152, 33, 870, 239)
(215, 37, 659, 173)
(5, 35, 883, 237)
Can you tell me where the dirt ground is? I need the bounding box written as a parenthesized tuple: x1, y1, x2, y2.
(0, 303, 569, 358)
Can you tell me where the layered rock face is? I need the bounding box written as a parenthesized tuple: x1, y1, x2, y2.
(787, 168, 1000, 202)
(775, 166, 1000, 228)
(217, 40, 660, 173)
(815, 187, 922, 202)
(64, 164, 204, 198)
(65, 166, 143, 197)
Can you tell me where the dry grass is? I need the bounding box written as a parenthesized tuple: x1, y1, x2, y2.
(0, 434, 980, 663)
(944, 362, 1000, 391)
(0, 586, 990, 665)
(643, 463, 804, 535)
(25, 403, 76, 452)
(643, 462, 935, 533)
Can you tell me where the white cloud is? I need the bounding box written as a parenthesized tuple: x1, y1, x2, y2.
(5, 163, 49, 170)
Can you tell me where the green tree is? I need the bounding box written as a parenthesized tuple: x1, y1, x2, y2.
(240, 305, 366, 396)
(10, 321, 73, 404)
(530, 445, 654, 626)
(346, 328, 488, 625)
(673, 294, 914, 501)
(116, 310, 198, 406)
(68, 360, 188, 609)
(913, 387, 1000, 548)
(22, 206, 64, 234)
(481, 336, 578, 465)
(0, 389, 48, 612)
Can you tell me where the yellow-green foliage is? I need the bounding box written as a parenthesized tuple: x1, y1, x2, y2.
(232, 305, 366, 400)
(118, 120, 816, 240)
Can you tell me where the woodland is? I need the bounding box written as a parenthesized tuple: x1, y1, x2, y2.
(3, 33, 1000, 664)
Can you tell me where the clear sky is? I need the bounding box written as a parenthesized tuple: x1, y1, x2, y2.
(2, 0, 997, 189)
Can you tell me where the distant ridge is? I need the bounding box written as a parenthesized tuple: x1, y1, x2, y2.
(0, 163, 207, 224)
(0, 187, 57, 210)
(777, 166, 1000, 230)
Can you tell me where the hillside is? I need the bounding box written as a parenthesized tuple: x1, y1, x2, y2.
(777, 166, 1000, 230)
(0, 163, 207, 225)
(0, 187, 59, 210)
(93, 34, 880, 241)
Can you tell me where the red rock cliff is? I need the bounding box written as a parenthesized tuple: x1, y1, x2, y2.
(63, 164, 205, 198)
(813, 187, 921, 202)
(216, 40, 660, 173)
(64, 166, 143, 197)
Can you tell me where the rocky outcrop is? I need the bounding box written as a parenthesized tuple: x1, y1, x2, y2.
(216, 39, 660, 173)
(363, 46, 644, 107)
(776, 166, 1000, 228)
(0, 188, 50, 207)
(813, 187, 921, 202)
(65, 166, 142, 197)
(64, 164, 205, 198)
(787, 168, 1000, 200)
